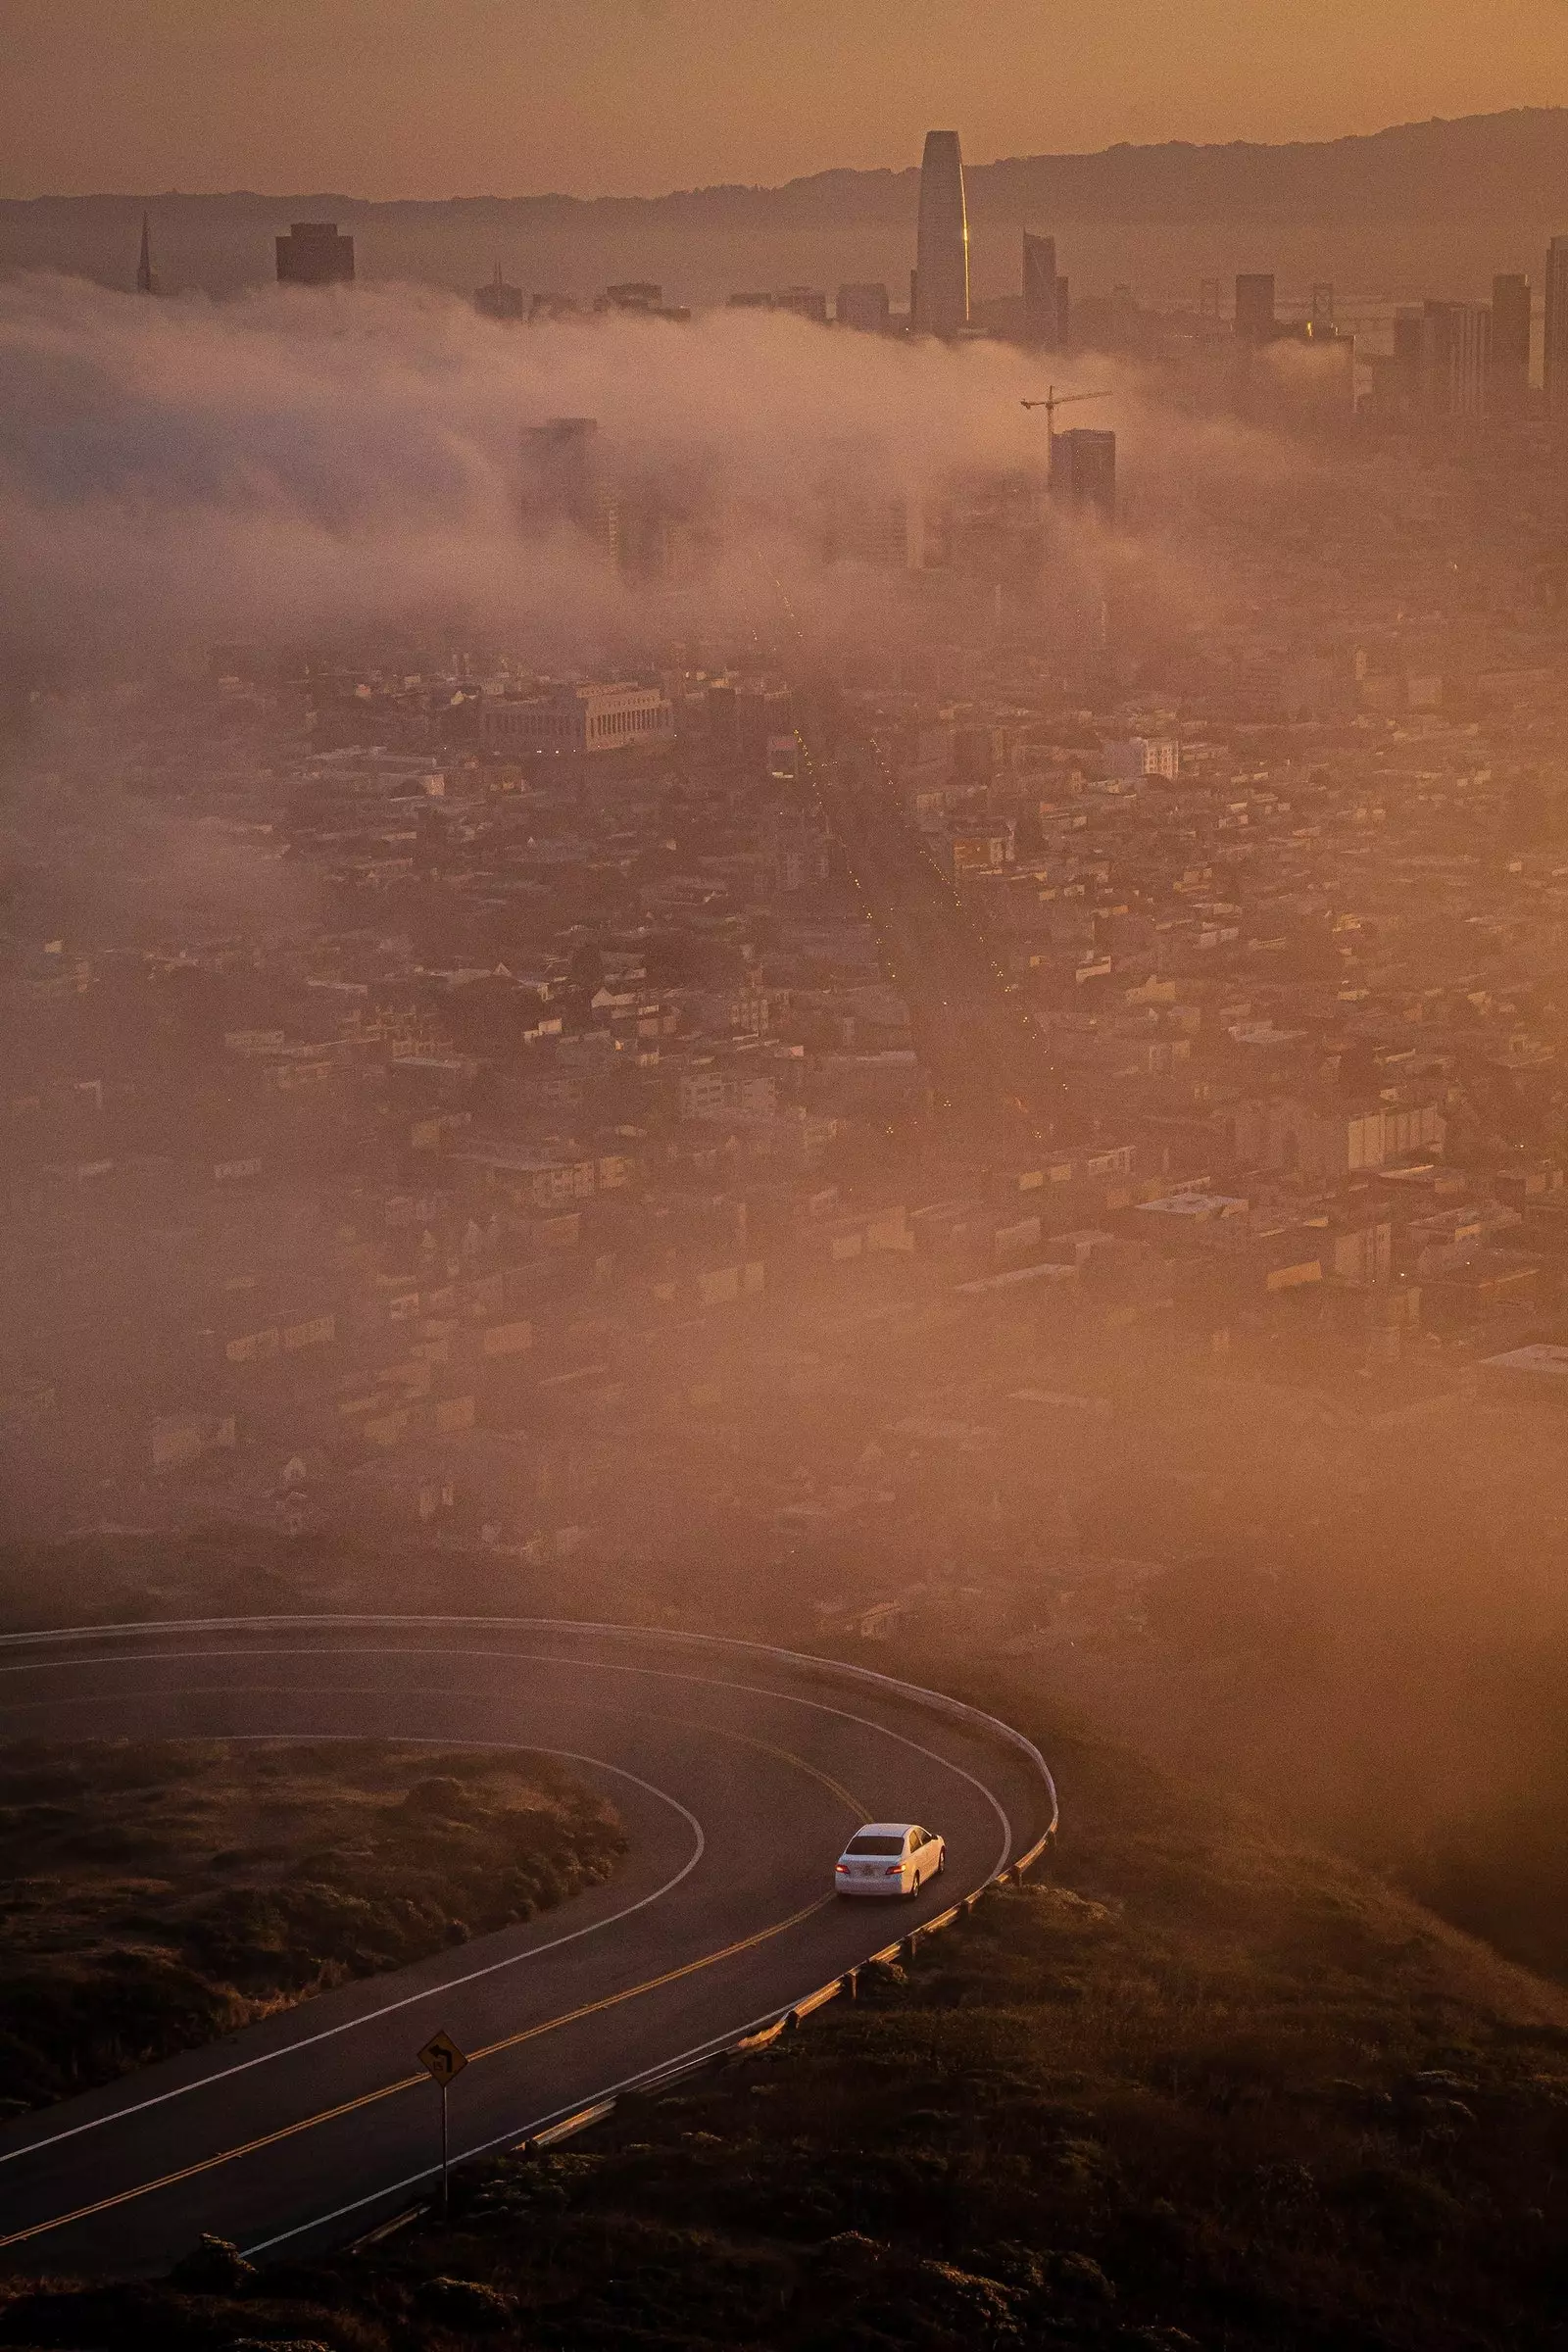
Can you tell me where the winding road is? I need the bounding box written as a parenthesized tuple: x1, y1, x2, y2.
(0, 1616, 1055, 2278)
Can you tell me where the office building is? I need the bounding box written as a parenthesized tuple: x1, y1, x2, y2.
(519, 428, 686, 587)
(1052, 428, 1116, 525)
(1235, 273, 1276, 342)
(520, 416, 618, 561)
(1308, 282, 1335, 335)
(1385, 304, 1488, 418)
(775, 286, 829, 324)
(1491, 272, 1531, 414)
(597, 282, 691, 319)
(1546, 236, 1568, 421)
(479, 681, 674, 756)
(1104, 736, 1180, 780)
(474, 263, 524, 321)
(911, 129, 969, 338)
(1022, 232, 1058, 347)
(836, 282, 890, 332)
(275, 221, 355, 285)
(1421, 301, 1490, 417)
(1392, 306, 1425, 396)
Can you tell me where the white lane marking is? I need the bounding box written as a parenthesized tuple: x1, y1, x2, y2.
(0, 1641, 1016, 1874)
(0, 1637, 1015, 2215)
(0, 1614, 1057, 1844)
(241, 1991, 826, 2255)
(0, 1748, 703, 2172)
(0, 1618, 1067, 1835)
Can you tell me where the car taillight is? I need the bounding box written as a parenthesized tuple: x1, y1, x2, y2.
(835, 1862, 849, 1872)
(884, 1863, 903, 1875)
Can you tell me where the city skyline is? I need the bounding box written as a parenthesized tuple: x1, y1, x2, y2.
(4, 0, 1568, 199)
(15, 107, 1568, 321)
(11, 10, 1568, 2335)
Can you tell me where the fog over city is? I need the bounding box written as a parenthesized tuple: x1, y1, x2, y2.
(8, 18, 1568, 2333)
(3, 246, 1564, 1906)
(0, 272, 1298, 692)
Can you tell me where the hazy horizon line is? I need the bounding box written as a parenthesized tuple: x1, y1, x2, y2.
(5, 102, 1566, 212)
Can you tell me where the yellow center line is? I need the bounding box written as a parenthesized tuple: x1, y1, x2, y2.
(0, 2073, 421, 2254)
(468, 1891, 828, 2064)
(709, 1726, 864, 1821)
(0, 1894, 834, 2252)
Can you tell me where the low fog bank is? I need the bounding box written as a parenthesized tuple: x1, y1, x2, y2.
(4, 272, 1564, 2009)
(0, 272, 1304, 697)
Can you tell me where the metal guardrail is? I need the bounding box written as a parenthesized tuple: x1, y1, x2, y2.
(491, 1860, 1045, 2181)
(354, 1850, 1046, 2245)
(523, 2095, 618, 2150)
(0, 1610, 1059, 1859)
(0, 1611, 1058, 2237)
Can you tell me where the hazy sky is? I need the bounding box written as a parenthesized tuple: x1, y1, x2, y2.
(4, 0, 1568, 199)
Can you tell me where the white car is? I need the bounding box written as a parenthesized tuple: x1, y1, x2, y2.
(834, 1820, 945, 1898)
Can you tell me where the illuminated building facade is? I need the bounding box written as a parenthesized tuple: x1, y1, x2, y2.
(912, 130, 969, 338)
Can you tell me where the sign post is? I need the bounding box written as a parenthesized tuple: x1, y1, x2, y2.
(416, 2029, 468, 2224)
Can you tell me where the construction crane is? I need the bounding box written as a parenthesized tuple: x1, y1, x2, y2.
(1020, 383, 1111, 430)
(1021, 383, 1112, 489)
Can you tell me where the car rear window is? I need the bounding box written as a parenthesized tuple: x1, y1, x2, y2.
(845, 1834, 905, 1855)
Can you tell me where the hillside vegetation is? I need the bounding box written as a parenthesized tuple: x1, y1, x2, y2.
(5, 1702, 1567, 2350)
(0, 1739, 625, 2114)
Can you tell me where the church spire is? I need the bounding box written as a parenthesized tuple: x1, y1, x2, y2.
(136, 211, 157, 295)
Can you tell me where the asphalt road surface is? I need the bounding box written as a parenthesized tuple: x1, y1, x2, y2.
(0, 1617, 1054, 2277)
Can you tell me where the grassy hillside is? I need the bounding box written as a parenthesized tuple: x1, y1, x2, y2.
(5, 1702, 1567, 2350)
(0, 1739, 625, 2114)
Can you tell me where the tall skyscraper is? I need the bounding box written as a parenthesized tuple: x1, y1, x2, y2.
(1022, 231, 1058, 347)
(135, 211, 158, 295)
(275, 221, 355, 286)
(1421, 302, 1491, 417)
(912, 130, 969, 338)
(1052, 428, 1116, 525)
(1544, 237, 1568, 420)
(1235, 273, 1277, 342)
(520, 416, 618, 562)
(1491, 272, 1531, 415)
(836, 282, 890, 332)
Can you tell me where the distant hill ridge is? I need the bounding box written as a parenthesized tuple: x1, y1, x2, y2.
(8, 109, 1568, 229)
